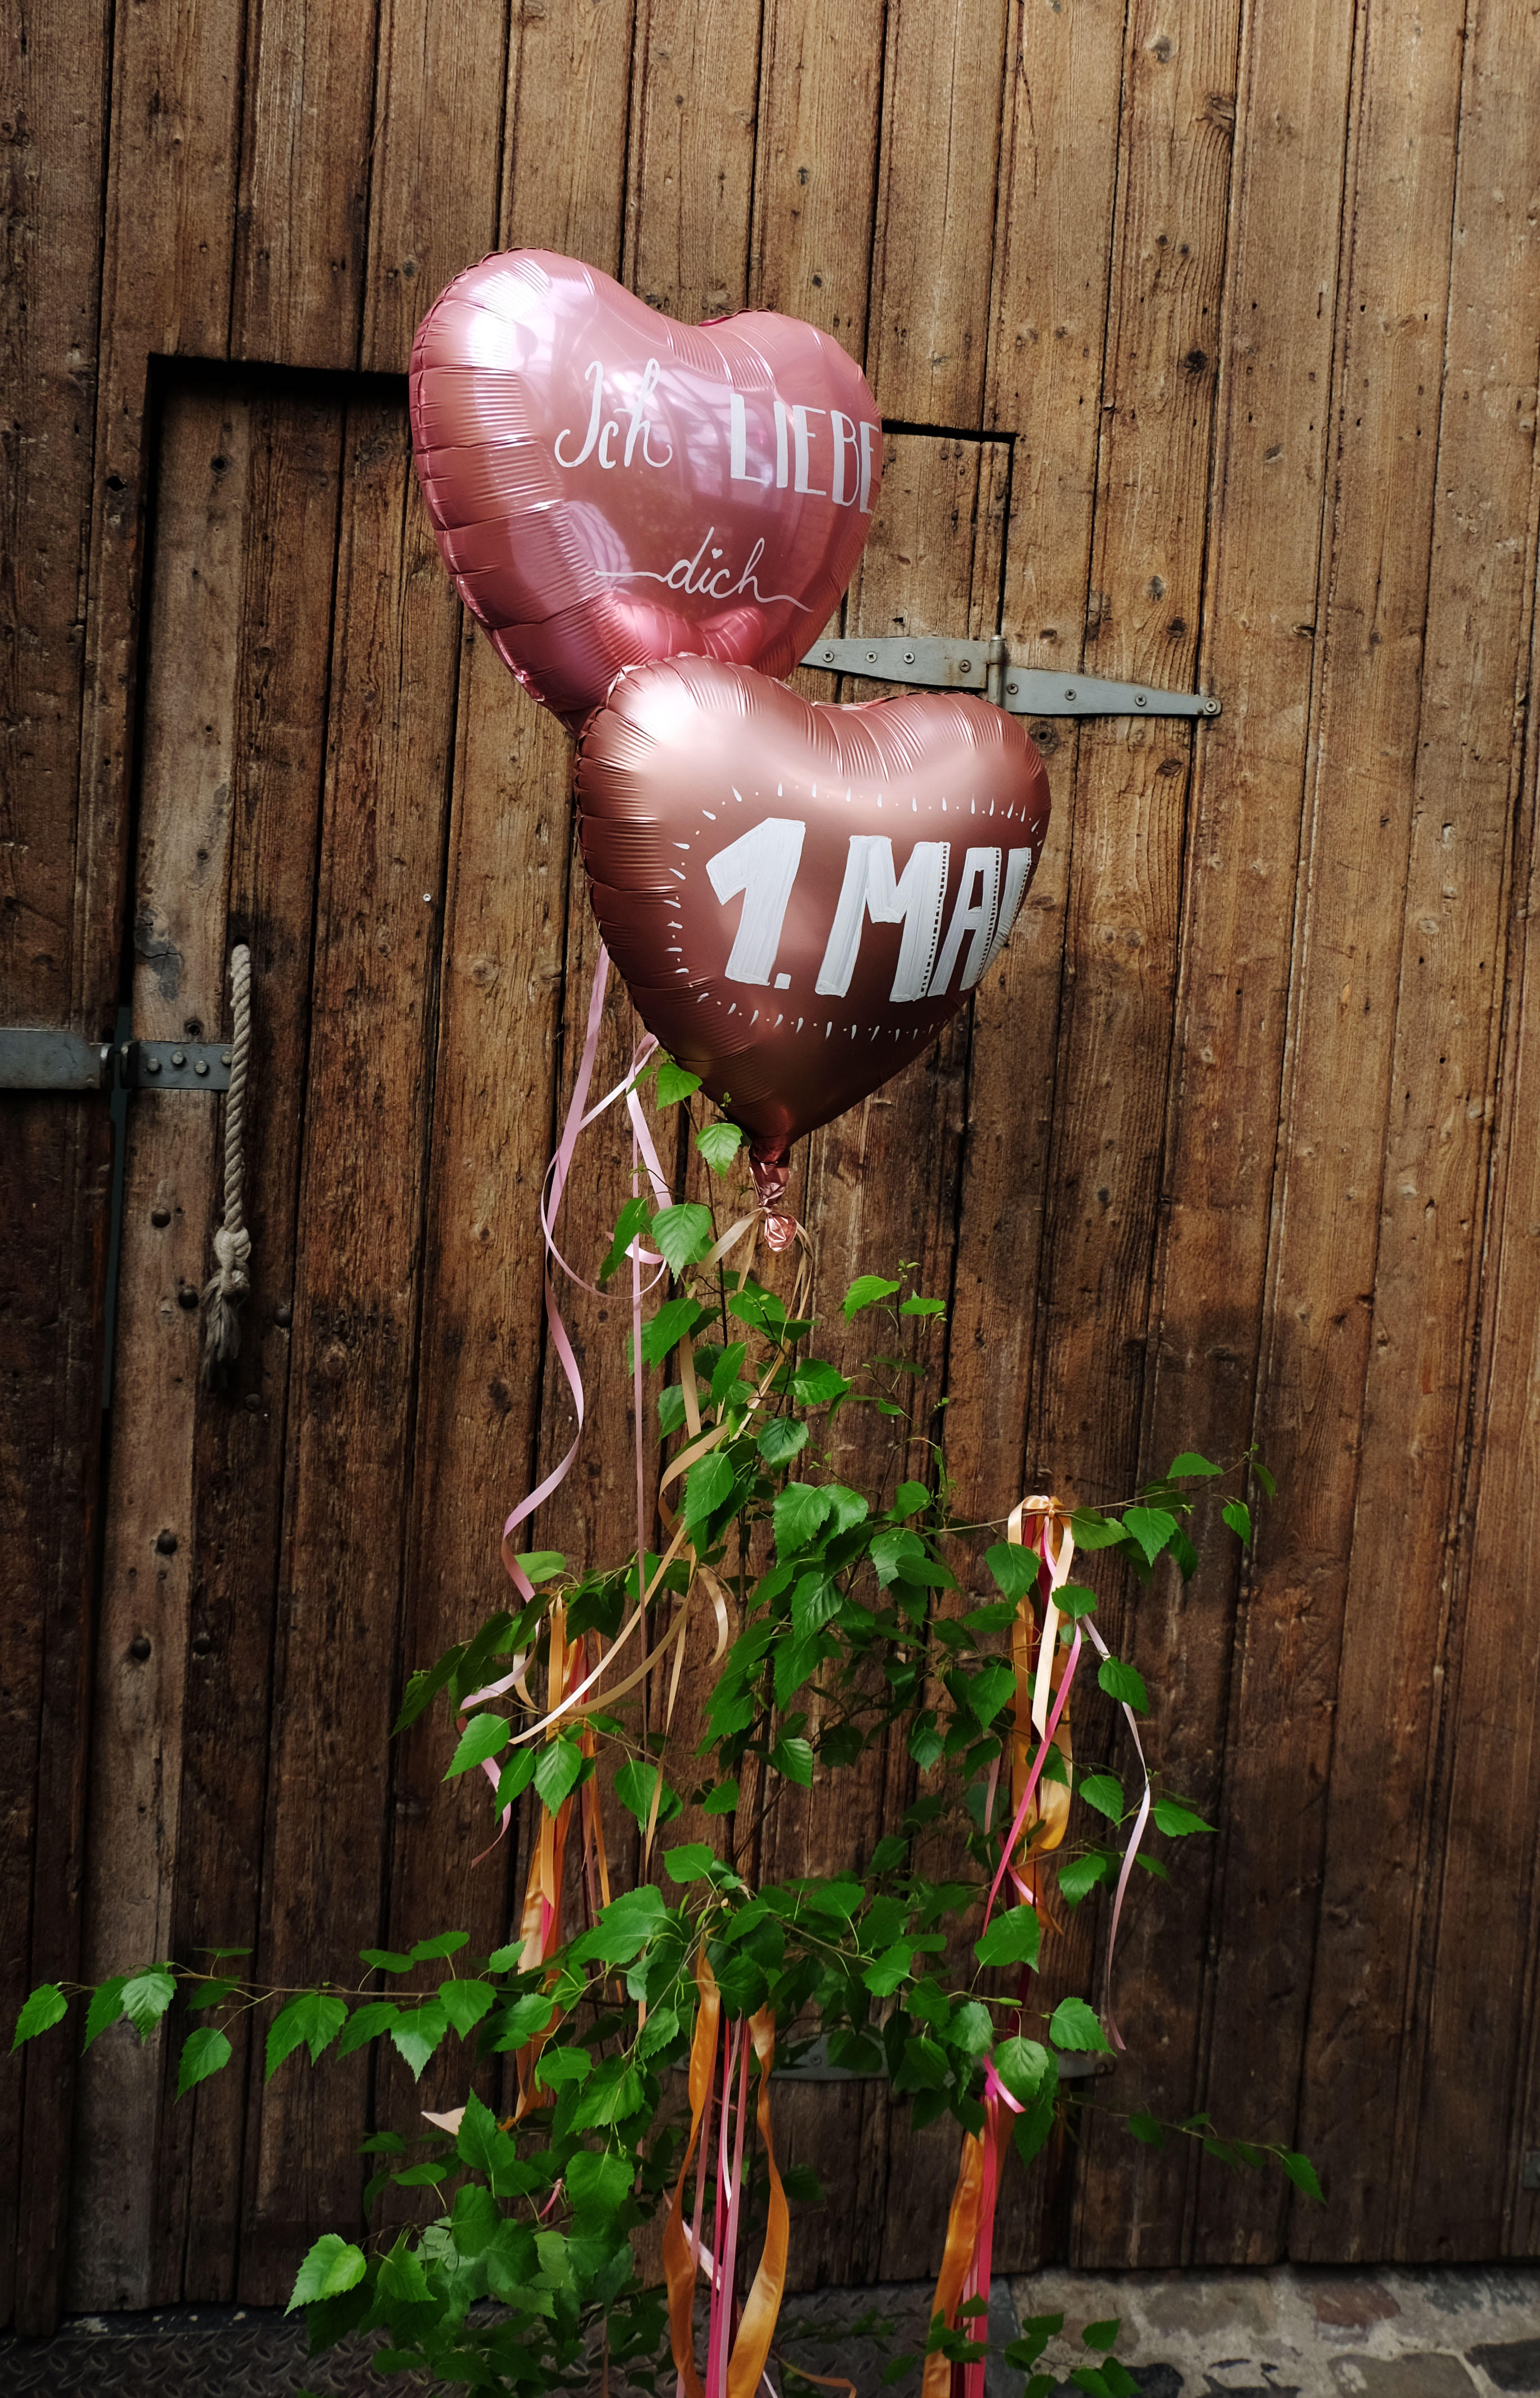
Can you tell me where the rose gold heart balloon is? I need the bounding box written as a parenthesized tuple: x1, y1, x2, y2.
(575, 659, 1051, 1221)
(410, 251, 883, 731)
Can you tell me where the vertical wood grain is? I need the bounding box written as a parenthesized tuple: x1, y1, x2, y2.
(503, 0, 640, 278)
(159, 388, 346, 2302)
(69, 391, 252, 2310)
(377, 647, 573, 2138)
(1293, 0, 1540, 2261)
(943, 0, 1131, 1533)
(239, 400, 460, 2302)
(0, 0, 114, 2331)
(361, 0, 510, 373)
(749, 0, 887, 352)
(1070, 0, 1357, 2267)
(1192, 0, 1469, 2266)
(625, 0, 764, 321)
(867, 0, 1011, 428)
(993, 0, 1245, 2267)
(232, 0, 379, 368)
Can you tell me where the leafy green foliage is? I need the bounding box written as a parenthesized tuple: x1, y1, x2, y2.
(11, 1985, 67, 2049)
(14, 1183, 1300, 2398)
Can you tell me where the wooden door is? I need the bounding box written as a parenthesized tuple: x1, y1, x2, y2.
(6, 0, 1539, 2335)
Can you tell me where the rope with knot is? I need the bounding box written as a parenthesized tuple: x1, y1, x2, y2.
(201, 943, 253, 1386)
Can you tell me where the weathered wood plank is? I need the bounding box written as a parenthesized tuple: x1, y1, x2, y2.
(1292, 0, 1540, 2262)
(361, 0, 509, 372)
(68, 389, 251, 2311)
(625, 0, 763, 322)
(502, 0, 640, 277)
(1191, 0, 1469, 2266)
(749, 433, 1009, 2289)
(156, 388, 348, 2303)
(943, 0, 1131, 1525)
(0, 0, 114, 2332)
(982, 0, 1244, 2270)
(749, 0, 885, 351)
(1412, 766, 1539, 2257)
(239, 399, 461, 2303)
(866, 0, 1010, 430)
(1395, 916, 1540, 2254)
(377, 642, 576, 2141)
(1069, 0, 1356, 2268)
(233, 0, 378, 368)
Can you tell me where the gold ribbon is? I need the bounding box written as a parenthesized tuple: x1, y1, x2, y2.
(663, 1954, 790, 2398)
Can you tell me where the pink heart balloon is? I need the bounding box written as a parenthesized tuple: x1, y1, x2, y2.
(575, 659, 1051, 1196)
(410, 251, 883, 731)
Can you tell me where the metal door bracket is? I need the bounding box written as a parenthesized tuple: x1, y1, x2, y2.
(800, 633, 1220, 719)
(0, 1031, 231, 1093)
(123, 1040, 232, 1090)
(0, 1030, 114, 1091)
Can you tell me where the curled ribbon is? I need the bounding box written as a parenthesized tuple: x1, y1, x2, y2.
(664, 1954, 790, 2398)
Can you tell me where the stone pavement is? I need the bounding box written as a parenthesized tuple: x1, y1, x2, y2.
(0, 2265, 1535, 2395)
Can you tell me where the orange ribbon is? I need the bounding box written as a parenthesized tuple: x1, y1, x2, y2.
(664, 1954, 790, 2398)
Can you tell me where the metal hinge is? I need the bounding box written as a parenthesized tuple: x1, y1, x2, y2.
(800, 631, 1220, 719)
(0, 1031, 232, 1093)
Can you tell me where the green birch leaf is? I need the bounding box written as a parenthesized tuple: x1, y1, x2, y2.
(566, 2149, 633, 2224)
(641, 1294, 701, 1366)
(696, 1119, 744, 1173)
(598, 1196, 651, 1289)
(710, 1341, 748, 1410)
(533, 1738, 585, 1814)
(612, 1760, 682, 1832)
(1058, 1852, 1113, 1907)
(12, 1985, 68, 2050)
(1098, 1658, 1149, 1714)
(789, 1359, 849, 1408)
(984, 1542, 1040, 1601)
(685, 1448, 736, 1531)
(445, 1711, 510, 1778)
(122, 1968, 177, 2041)
(964, 1660, 1015, 1725)
(409, 1930, 470, 1962)
(1076, 1773, 1124, 1822)
(83, 1977, 128, 2050)
(664, 1842, 716, 1882)
(1152, 1796, 1214, 1837)
(1048, 1996, 1113, 2053)
(1167, 1451, 1221, 1478)
(438, 1979, 496, 2037)
(1127, 2111, 1166, 2149)
(336, 1999, 400, 2057)
(655, 1058, 702, 1106)
(842, 1274, 901, 1319)
(758, 1415, 808, 1467)
(1277, 2147, 1325, 2204)
(974, 1907, 1041, 1971)
(177, 2025, 232, 2097)
(862, 1943, 915, 1998)
(390, 2000, 450, 2080)
(1068, 1509, 1126, 1551)
(1120, 1506, 1179, 1565)
(286, 2233, 367, 2312)
(493, 1746, 538, 1813)
(992, 2036, 1053, 2105)
(1252, 1459, 1277, 1498)
(1223, 1498, 1252, 1544)
(652, 1202, 714, 1276)
(769, 1735, 814, 1787)
(774, 1481, 835, 1553)
(266, 1990, 346, 2079)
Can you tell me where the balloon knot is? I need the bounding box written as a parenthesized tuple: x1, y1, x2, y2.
(749, 1145, 799, 1252)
